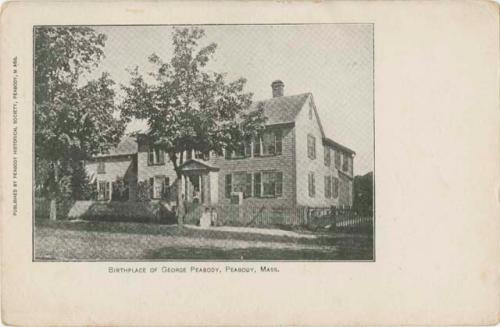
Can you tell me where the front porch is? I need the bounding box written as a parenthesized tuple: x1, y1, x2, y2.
(178, 159, 219, 207)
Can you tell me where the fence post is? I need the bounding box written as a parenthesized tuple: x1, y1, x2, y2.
(331, 206, 337, 232)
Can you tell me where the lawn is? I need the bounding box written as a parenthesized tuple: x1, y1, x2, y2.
(34, 219, 373, 261)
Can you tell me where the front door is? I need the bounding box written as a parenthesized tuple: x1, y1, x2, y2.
(186, 174, 205, 204)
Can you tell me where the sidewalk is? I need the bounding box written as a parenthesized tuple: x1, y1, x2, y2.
(184, 224, 317, 239)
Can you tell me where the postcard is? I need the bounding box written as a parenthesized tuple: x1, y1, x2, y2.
(1, 1, 498, 326)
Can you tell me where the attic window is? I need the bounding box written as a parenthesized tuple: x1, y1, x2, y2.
(308, 106, 313, 120)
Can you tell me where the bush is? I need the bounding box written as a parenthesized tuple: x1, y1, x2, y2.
(67, 200, 176, 224)
(35, 197, 75, 220)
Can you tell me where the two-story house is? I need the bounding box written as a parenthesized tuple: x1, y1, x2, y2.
(85, 80, 355, 213)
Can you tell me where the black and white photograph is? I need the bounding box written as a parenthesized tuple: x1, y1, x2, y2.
(3, 1, 499, 325)
(33, 24, 374, 261)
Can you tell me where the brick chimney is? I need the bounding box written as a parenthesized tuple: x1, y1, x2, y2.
(271, 80, 284, 98)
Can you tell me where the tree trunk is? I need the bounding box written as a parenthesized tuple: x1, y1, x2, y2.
(176, 173, 184, 225)
(49, 161, 59, 221)
(170, 152, 185, 226)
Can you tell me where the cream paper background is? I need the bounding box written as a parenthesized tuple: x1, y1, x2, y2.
(1, 1, 499, 325)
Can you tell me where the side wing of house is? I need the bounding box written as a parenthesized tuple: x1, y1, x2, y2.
(294, 95, 355, 207)
(295, 95, 331, 207)
(86, 155, 137, 201)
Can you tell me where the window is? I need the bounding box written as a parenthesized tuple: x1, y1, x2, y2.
(149, 175, 168, 199)
(244, 141, 252, 158)
(225, 174, 232, 198)
(342, 153, 349, 172)
(333, 177, 339, 198)
(307, 135, 316, 159)
(148, 146, 165, 165)
(253, 130, 282, 157)
(253, 137, 261, 157)
(334, 150, 341, 169)
(98, 181, 110, 201)
(225, 172, 252, 198)
(97, 161, 105, 174)
(324, 146, 331, 166)
(253, 171, 282, 198)
(308, 172, 315, 197)
(325, 176, 332, 198)
(308, 106, 313, 120)
(225, 143, 246, 160)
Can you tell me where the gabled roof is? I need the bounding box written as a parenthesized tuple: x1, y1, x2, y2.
(177, 159, 219, 172)
(95, 136, 137, 158)
(249, 93, 311, 125)
(95, 91, 355, 158)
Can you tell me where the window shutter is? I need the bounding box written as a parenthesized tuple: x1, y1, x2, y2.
(333, 177, 339, 198)
(312, 138, 316, 159)
(159, 149, 165, 164)
(105, 182, 110, 200)
(275, 172, 283, 197)
(245, 173, 252, 198)
(225, 174, 232, 198)
(254, 172, 261, 197)
(149, 177, 154, 199)
(307, 137, 311, 158)
(148, 148, 153, 165)
(312, 173, 315, 196)
(164, 177, 170, 198)
(275, 131, 282, 155)
(308, 173, 312, 197)
(308, 172, 315, 197)
(159, 175, 166, 197)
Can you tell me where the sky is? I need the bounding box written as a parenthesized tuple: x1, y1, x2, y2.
(88, 24, 373, 175)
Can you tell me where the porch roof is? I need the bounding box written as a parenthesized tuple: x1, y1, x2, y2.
(177, 159, 220, 173)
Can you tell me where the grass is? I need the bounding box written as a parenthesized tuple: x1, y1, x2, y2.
(34, 219, 373, 261)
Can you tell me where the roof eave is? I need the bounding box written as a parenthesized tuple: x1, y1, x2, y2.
(177, 159, 220, 172)
(91, 153, 137, 160)
(322, 138, 356, 155)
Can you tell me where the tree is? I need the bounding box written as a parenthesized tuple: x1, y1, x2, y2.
(352, 172, 373, 217)
(121, 27, 266, 223)
(35, 27, 125, 220)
